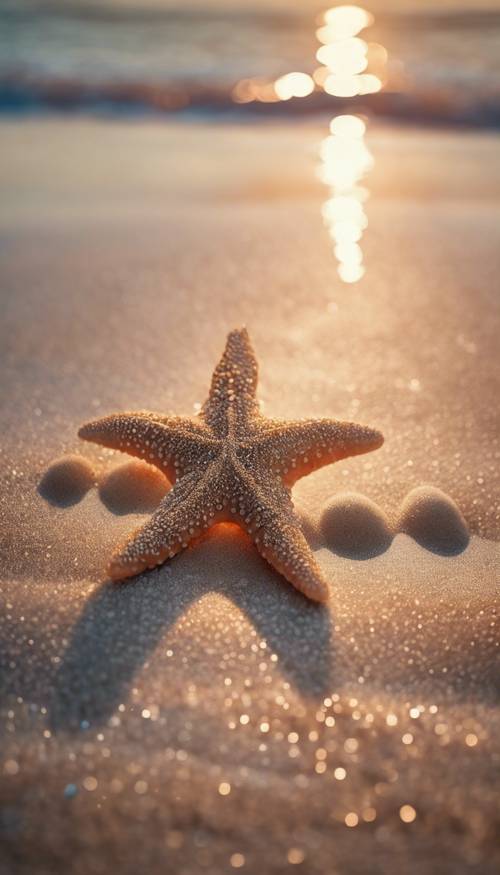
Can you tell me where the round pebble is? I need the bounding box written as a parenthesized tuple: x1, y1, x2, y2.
(38, 455, 95, 507)
(98, 460, 170, 515)
(320, 491, 392, 558)
(397, 486, 469, 555)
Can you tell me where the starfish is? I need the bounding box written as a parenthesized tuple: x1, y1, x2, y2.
(79, 329, 383, 602)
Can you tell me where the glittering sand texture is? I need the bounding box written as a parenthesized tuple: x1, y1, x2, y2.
(0, 119, 499, 875)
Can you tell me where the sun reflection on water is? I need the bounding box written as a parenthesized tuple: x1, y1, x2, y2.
(315, 5, 383, 100)
(232, 4, 387, 284)
(274, 72, 315, 101)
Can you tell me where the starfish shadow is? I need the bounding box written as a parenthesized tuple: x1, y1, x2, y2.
(49, 526, 334, 732)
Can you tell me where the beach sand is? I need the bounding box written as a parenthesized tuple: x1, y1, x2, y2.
(0, 117, 499, 874)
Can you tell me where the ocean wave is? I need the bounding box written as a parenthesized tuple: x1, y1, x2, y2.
(1, 2, 500, 126)
(1, 75, 500, 128)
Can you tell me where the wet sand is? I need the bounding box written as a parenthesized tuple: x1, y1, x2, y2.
(0, 118, 499, 874)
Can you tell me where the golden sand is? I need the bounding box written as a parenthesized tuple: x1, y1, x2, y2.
(0, 118, 499, 874)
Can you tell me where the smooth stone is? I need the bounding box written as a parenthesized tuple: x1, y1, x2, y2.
(397, 486, 469, 555)
(98, 460, 170, 515)
(38, 455, 95, 507)
(319, 491, 393, 559)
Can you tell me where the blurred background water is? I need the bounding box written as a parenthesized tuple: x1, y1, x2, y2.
(1, 0, 500, 125)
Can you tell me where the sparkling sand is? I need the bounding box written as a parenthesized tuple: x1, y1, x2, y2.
(0, 119, 499, 874)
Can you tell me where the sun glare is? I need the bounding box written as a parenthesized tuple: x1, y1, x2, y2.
(330, 114, 366, 138)
(232, 77, 280, 104)
(233, 4, 387, 285)
(316, 38, 368, 73)
(320, 106, 372, 279)
(274, 72, 315, 101)
(318, 5, 386, 284)
(316, 6, 382, 101)
(322, 5, 373, 37)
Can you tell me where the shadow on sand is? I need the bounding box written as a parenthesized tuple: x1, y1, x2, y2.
(49, 526, 334, 732)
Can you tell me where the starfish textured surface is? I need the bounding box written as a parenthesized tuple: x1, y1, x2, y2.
(79, 329, 383, 601)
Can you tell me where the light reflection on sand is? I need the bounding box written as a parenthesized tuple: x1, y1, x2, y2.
(231, 0, 387, 194)
(319, 113, 373, 284)
(317, 5, 386, 283)
(246, 3, 387, 284)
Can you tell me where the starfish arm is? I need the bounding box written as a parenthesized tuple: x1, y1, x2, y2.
(78, 412, 218, 481)
(254, 418, 384, 485)
(228, 465, 330, 603)
(202, 328, 259, 437)
(255, 514, 330, 603)
(107, 466, 224, 580)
